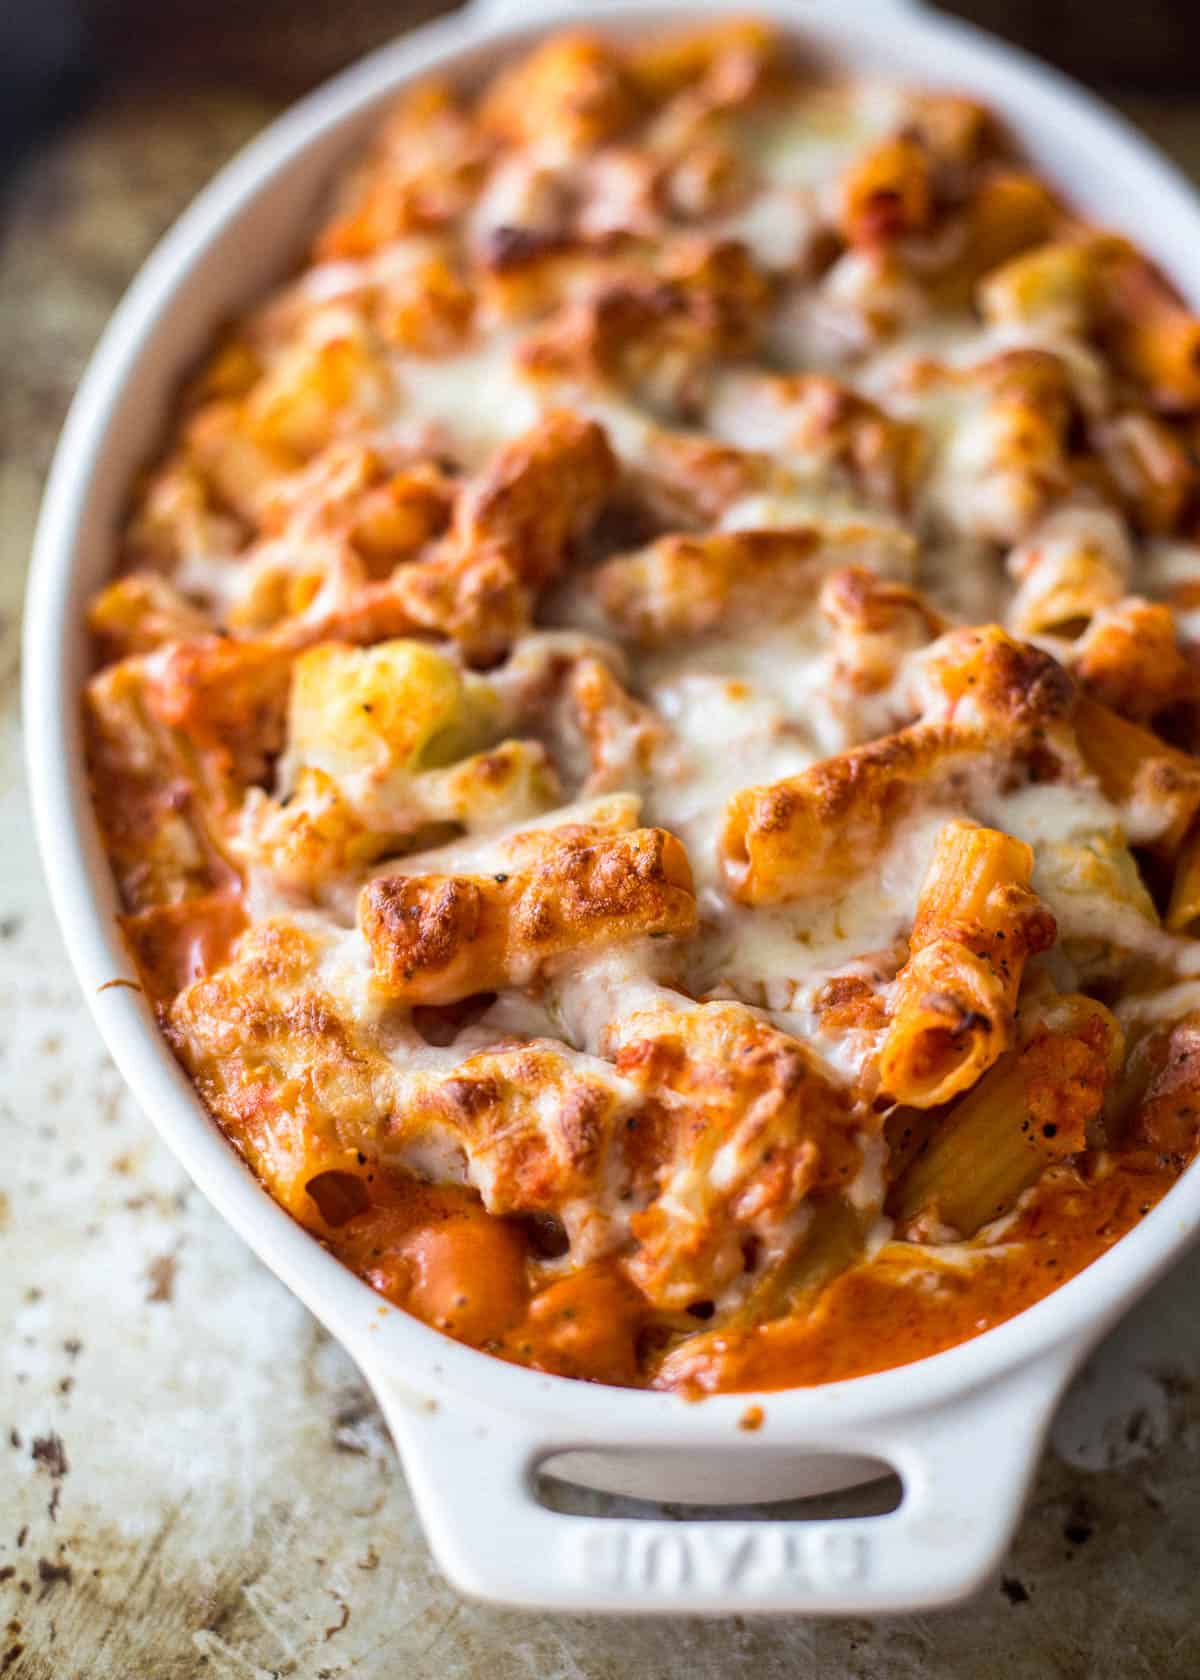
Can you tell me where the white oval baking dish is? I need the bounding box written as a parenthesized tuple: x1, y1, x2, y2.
(24, 0, 1200, 1615)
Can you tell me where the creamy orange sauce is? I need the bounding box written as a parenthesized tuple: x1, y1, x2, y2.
(652, 1156, 1177, 1393)
(320, 1151, 1180, 1392)
(121, 894, 247, 1006)
(328, 1177, 530, 1345)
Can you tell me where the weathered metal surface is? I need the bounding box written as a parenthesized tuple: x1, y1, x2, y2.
(4, 80, 1200, 1679)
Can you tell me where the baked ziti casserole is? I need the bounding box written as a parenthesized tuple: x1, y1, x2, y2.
(85, 21, 1200, 1392)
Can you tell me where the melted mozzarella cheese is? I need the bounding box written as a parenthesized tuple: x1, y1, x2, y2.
(714, 187, 821, 272)
(643, 658, 820, 892)
(1143, 539, 1200, 641)
(736, 83, 908, 190)
(388, 335, 542, 462)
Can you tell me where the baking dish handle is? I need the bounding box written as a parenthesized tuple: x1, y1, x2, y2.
(373, 1349, 1073, 1613)
(470, 0, 923, 25)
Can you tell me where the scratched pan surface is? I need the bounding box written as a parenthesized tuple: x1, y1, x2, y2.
(23, 0, 1200, 1613)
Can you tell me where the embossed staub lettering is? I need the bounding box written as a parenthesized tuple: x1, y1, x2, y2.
(573, 1524, 871, 1596)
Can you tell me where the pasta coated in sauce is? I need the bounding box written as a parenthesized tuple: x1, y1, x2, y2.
(87, 20, 1200, 1392)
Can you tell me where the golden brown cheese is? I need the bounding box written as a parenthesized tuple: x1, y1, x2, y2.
(360, 824, 696, 1001)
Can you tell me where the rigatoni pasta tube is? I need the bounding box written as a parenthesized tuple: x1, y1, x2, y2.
(720, 721, 974, 906)
(932, 170, 1060, 308)
(979, 235, 1113, 332)
(1005, 503, 1130, 638)
(1124, 1012, 1200, 1158)
(360, 826, 696, 1003)
(1073, 694, 1200, 852)
(878, 819, 1056, 1108)
(736, 1198, 873, 1328)
(889, 993, 1123, 1237)
(593, 523, 914, 647)
(838, 135, 932, 246)
(721, 627, 1076, 908)
(1168, 828, 1200, 934)
(1100, 251, 1200, 411)
(1112, 308, 1200, 411)
(1072, 598, 1198, 724)
(611, 999, 860, 1311)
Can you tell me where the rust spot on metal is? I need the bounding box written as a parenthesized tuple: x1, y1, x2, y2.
(35, 1559, 72, 1600)
(145, 1252, 179, 1304)
(30, 1434, 68, 1480)
(322, 1599, 350, 1640)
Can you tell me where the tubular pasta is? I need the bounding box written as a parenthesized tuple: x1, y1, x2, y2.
(721, 719, 973, 906)
(1168, 831, 1200, 935)
(721, 628, 1077, 906)
(1099, 248, 1200, 412)
(360, 826, 696, 1002)
(878, 820, 1056, 1108)
(890, 993, 1123, 1237)
(704, 371, 928, 513)
(608, 999, 864, 1311)
(818, 566, 945, 704)
(593, 522, 914, 646)
(1006, 502, 1131, 638)
(1071, 597, 1199, 724)
(838, 135, 933, 247)
(1073, 694, 1200, 852)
